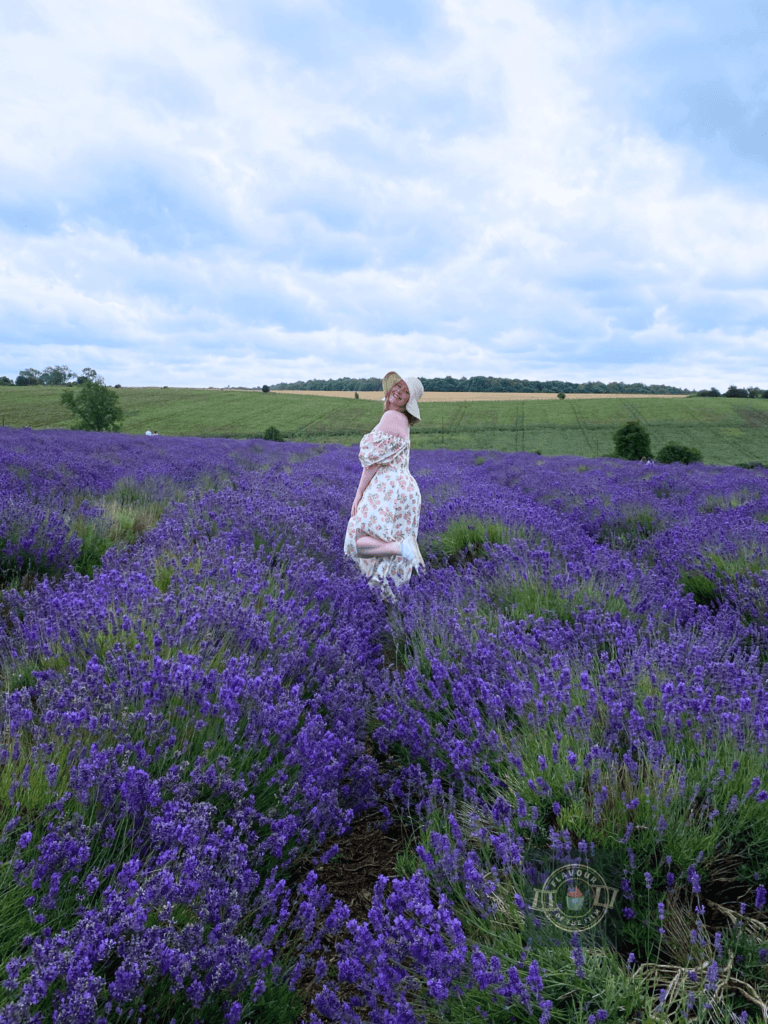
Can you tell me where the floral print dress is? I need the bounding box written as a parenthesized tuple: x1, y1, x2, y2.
(344, 427, 423, 596)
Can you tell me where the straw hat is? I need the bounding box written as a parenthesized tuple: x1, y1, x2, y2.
(381, 371, 424, 421)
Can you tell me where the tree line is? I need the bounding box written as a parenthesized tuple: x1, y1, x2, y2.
(270, 375, 695, 394)
(269, 375, 767, 397)
(0, 366, 111, 387)
(690, 386, 767, 398)
(4, 369, 764, 398)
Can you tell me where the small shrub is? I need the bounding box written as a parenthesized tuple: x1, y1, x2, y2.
(557, 392, 565, 400)
(656, 442, 702, 465)
(680, 571, 721, 608)
(263, 426, 285, 442)
(354, 391, 359, 399)
(262, 385, 270, 393)
(612, 421, 652, 460)
(598, 509, 659, 550)
(435, 517, 510, 565)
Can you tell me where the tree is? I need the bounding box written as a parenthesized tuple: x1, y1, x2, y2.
(612, 421, 652, 460)
(76, 367, 103, 385)
(261, 385, 270, 393)
(61, 378, 124, 431)
(15, 368, 42, 386)
(0, 375, 12, 386)
(262, 425, 284, 441)
(656, 442, 702, 465)
(40, 365, 75, 385)
(557, 392, 566, 400)
(724, 385, 749, 398)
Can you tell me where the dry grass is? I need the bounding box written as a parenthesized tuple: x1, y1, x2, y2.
(633, 955, 768, 1022)
(276, 390, 689, 402)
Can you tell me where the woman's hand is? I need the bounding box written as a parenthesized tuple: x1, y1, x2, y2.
(351, 496, 360, 517)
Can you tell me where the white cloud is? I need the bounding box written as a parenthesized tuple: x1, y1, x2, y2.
(0, 0, 766, 389)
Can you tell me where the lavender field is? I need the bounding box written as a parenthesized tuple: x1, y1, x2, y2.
(2, 427, 768, 1023)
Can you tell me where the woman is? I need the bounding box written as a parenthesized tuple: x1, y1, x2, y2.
(344, 371, 425, 597)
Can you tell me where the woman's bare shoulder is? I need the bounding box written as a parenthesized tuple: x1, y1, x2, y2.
(377, 409, 409, 438)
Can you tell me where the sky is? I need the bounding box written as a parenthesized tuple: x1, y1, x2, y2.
(1, 0, 767, 390)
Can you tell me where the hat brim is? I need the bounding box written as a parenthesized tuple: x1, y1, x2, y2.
(403, 375, 423, 421)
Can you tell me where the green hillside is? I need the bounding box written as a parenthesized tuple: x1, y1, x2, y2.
(1, 387, 767, 465)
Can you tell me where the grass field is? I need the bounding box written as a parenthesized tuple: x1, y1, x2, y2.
(1, 386, 767, 464)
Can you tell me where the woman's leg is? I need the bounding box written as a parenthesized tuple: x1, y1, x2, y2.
(355, 535, 402, 558)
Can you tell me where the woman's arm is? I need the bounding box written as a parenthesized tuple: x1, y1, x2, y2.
(351, 464, 380, 516)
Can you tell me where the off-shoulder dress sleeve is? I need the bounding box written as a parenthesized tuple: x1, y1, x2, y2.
(358, 429, 409, 468)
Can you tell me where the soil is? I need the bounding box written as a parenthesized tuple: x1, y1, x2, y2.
(312, 808, 408, 919)
(293, 807, 410, 1020)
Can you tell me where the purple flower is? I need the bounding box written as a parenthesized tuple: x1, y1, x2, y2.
(526, 960, 544, 997)
(705, 960, 719, 991)
(570, 932, 585, 979)
(16, 831, 33, 851)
